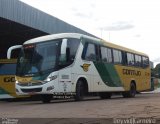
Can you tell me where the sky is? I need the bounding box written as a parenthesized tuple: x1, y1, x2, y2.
(20, 0, 160, 66)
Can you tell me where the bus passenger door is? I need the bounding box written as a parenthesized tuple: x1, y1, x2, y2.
(85, 43, 102, 92)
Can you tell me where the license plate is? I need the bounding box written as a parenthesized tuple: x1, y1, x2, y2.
(28, 92, 35, 95)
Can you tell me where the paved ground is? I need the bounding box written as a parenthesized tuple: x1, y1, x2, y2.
(0, 93, 160, 123)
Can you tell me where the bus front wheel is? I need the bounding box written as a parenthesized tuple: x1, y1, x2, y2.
(41, 94, 53, 103)
(74, 80, 85, 101)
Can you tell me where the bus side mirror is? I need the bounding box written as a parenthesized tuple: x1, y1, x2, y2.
(60, 39, 67, 63)
(61, 39, 67, 55)
(7, 45, 22, 59)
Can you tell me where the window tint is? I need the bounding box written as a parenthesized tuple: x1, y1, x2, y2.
(83, 43, 96, 61)
(67, 39, 80, 61)
(113, 49, 122, 64)
(36, 41, 59, 71)
(0, 64, 16, 75)
(127, 53, 135, 66)
(100, 47, 112, 63)
(135, 55, 142, 67)
(142, 56, 149, 68)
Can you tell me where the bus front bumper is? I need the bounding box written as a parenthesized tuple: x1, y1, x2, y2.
(15, 81, 58, 96)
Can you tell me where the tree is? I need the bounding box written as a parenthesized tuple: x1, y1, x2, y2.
(153, 63, 160, 78)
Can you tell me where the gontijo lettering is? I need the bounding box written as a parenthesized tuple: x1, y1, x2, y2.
(4, 77, 15, 82)
(123, 69, 141, 76)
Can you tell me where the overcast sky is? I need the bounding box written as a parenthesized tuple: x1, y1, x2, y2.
(20, 0, 160, 65)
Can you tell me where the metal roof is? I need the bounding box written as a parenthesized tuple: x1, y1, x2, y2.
(0, 0, 94, 58)
(0, 0, 91, 35)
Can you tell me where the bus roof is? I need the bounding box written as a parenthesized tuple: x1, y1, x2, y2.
(24, 33, 84, 44)
(23, 33, 148, 57)
(101, 40, 148, 56)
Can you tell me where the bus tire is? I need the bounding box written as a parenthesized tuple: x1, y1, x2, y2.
(129, 82, 136, 97)
(122, 82, 136, 98)
(99, 92, 112, 99)
(122, 92, 129, 98)
(41, 94, 53, 103)
(74, 80, 84, 101)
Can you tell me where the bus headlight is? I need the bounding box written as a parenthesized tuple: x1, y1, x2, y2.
(44, 75, 57, 83)
(15, 80, 19, 84)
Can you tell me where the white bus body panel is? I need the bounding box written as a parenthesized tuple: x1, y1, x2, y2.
(15, 36, 124, 96)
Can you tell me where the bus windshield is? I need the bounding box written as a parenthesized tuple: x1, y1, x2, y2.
(16, 40, 60, 76)
(16, 38, 80, 76)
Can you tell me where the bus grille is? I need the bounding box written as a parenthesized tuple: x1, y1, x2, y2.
(18, 82, 43, 86)
(21, 88, 42, 93)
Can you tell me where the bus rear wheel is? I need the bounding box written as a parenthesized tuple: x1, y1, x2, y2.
(41, 94, 53, 103)
(122, 82, 136, 98)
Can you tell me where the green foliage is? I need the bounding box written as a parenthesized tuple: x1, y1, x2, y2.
(152, 63, 160, 78)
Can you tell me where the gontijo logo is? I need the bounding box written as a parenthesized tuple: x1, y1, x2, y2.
(81, 64, 91, 72)
(4, 77, 15, 82)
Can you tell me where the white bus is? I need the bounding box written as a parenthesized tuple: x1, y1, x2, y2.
(9, 33, 150, 103)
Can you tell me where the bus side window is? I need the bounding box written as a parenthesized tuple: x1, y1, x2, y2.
(100, 46, 112, 63)
(142, 56, 149, 68)
(127, 53, 135, 66)
(59, 38, 80, 66)
(82, 43, 96, 61)
(113, 49, 122, 64)
(135, 55, 142, 67)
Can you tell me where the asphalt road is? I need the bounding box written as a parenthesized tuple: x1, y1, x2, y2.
(0, 93, 160, 124)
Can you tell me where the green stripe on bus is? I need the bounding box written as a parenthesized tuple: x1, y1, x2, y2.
(94, 62, 122, 87)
